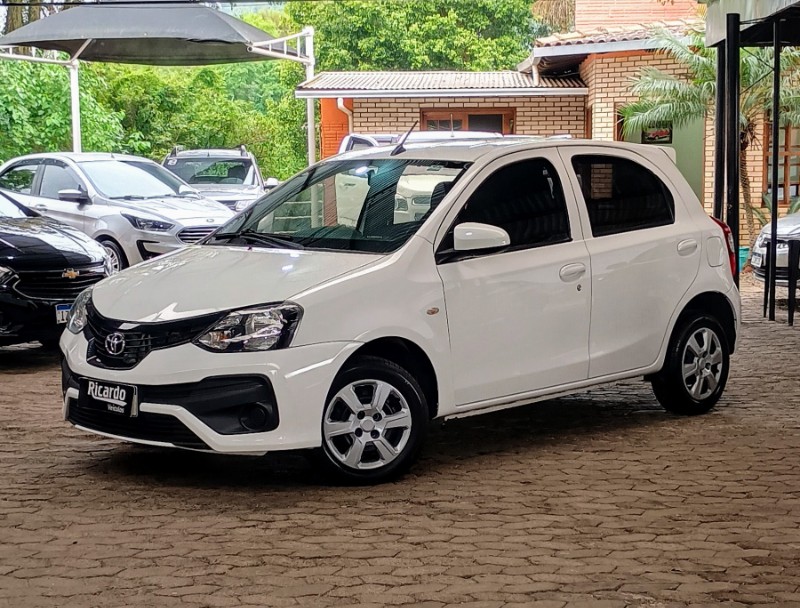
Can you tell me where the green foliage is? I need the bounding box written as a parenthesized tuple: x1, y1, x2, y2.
(0, 60, 124, 162)
(287, 0, 537, 71)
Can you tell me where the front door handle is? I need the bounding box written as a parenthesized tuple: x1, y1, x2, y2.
(677, 239, 698, 256)
(559, 262, 586, 282)
(32, 204, 48, 211)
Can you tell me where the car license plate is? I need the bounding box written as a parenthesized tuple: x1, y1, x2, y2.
(55, 303, 71, 324)
(78, 378, 138, 417)
(752, 252, 763, 268)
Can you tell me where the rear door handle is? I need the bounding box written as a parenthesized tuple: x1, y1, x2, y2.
(559, 262, 586, 282)
(677, 239, 698, 255)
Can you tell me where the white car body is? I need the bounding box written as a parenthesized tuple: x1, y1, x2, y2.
(60, 139, 740, 482)
(0, 153, 233, 269)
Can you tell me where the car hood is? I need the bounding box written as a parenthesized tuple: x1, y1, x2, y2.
(91, 245, 382, 322)
(106, 196, 234, 224)
(0, 217, 106, 271)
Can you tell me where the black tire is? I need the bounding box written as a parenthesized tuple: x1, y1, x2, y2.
(315, 355, 428, 484)
(652, 313, 730, 415)
(97, 237, 128, 272)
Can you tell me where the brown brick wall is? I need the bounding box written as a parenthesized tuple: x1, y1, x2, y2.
(574, 0, 699, 31)
(351, 96, 586, 138)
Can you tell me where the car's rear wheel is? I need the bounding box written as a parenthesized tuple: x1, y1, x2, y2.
(316, 356, 428, 484)
(97, 238, 127, 273)
(652, 314, 730, 415)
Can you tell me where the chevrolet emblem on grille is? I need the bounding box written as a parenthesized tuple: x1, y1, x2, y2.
(62, 268, 80, 279)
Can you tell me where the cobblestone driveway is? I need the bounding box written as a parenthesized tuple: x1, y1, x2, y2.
(2, 281, 800, 608)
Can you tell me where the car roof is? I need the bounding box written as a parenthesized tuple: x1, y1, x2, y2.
(333, 138, 676, 165)
(5, 152, 156, 164)
(171, 149, 252, 159)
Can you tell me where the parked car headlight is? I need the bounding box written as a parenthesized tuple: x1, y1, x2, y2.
(0, 265, 16, 286)
(67, 288, 92, 334)
(234, 199, 255, 212)
(756, 233, 767, 248)
(195, 303, 302, 353)
(121, 213, 175, 232)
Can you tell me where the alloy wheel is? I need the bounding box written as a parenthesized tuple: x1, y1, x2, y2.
(323, 379, 413, 471)
(681, 327, 724, 401)
(102, 244, 121, 274)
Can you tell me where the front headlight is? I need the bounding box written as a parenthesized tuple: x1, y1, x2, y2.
(756, 233, 767, 248)
(234, 199, 255, 212)
(121, 213, 174, 232)
(195, 303, 302, 353)
(0, 265, 16, 286)
(67, 288, 92, 334)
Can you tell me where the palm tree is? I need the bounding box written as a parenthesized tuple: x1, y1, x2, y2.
(621, 27, 800, 262)
(532, 0, 575, 33)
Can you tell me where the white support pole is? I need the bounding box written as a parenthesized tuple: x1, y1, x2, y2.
(304, 27, 316, 167)
(68, 62, 81, 153)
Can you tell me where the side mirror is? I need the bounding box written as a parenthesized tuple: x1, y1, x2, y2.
(265, 177, 279, 188)
(58, 189, 90, 204)
(453, 222, 510, 251)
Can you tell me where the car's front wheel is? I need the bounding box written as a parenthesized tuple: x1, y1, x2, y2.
(317, 356, 428, 484)
(652, 314, 730, 415)
(97, 238, 127, 273)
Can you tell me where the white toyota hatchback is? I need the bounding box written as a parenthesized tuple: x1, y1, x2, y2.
(60, 139, 740, 483)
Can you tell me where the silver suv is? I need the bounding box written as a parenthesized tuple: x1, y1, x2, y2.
(162, 146, 278, 212)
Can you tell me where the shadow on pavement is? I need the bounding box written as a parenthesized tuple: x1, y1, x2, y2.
(0, 342, 60, 371)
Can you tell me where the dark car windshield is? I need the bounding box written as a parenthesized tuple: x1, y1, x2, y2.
(0, 191, 35, 218)
(79, 160, 190, 199)
(166, 158, 257, 187)
(207, 158, 470, 254)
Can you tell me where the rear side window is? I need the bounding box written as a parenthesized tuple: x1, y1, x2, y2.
(571, 155, 674, 237)
(0, 163, 38, 194)
(448, 158, 571, 250)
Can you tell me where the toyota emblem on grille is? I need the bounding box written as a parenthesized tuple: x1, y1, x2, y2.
(62, 268, 80, 279)
(105, 332, 126, 356)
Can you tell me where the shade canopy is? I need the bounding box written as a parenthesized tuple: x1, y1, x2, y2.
(0, 3, 298, 65)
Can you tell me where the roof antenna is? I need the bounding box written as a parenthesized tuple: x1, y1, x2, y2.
(390, 121, 419, 156)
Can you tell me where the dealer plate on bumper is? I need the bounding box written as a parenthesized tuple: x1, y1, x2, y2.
(752, 252, 763, 268)
(78, 378, 138, 417)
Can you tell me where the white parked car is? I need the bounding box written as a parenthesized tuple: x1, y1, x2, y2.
(60, 139, 740, 483)
(0, 153, 234, 272)
(751, 212, 800, 284)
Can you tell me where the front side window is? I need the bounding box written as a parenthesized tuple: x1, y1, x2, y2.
(442, 158, 571, 251)
(39, 164, 83, 199)
(167, 158, 256, 186)
(79, 160, 188, 199)
(572, 155, 674, 237)
(0, 163, 39, 194)
(208, 159, 470, 254)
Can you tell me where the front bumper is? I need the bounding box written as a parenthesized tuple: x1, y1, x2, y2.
(751, 243, 798, 286)
(61, 331, 360, 454)
(0, 290, 68, 345)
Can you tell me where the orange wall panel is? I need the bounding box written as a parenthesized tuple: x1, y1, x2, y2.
(320, 98, 353, 158)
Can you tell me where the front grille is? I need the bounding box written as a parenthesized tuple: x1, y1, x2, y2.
(14, 264, 106, 301)
(84, 302, 224, 369)
(67, 400, 208, 449)
(178, 226, 218, 244)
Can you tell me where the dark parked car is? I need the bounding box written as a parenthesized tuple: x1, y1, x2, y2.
(0, 191, 110, 348)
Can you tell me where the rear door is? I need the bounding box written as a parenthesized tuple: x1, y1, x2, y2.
(558, 147, 701, 378)
(0, 160, 42, 209)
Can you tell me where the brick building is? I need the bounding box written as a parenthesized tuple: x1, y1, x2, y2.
(296, 0, 781, 244)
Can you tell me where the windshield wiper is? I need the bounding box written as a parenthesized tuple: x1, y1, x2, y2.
(213, 230, 304, 250)
(110, 195, 147, 200)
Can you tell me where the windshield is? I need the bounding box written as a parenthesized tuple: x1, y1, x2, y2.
(208, 158, 469, 254)
(0, 192, 34, 218)
(79, 160, 190, 199)
(166, 158, 257, 187)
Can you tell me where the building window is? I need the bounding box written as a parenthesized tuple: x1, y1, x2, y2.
(765, 124, 800, 207)
(421, 109, 515, 134)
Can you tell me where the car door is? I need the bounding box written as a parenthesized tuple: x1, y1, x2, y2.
(558, 147, 701, 378)
(435, 151, 591, 407)
(34, 160, 89, 230)
(0, 160, 42, 208)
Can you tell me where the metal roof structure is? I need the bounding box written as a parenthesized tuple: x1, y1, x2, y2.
(296, 71, 586, 98)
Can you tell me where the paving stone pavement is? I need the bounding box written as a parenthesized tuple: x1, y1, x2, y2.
(1, 279, 800, 608)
